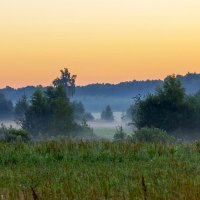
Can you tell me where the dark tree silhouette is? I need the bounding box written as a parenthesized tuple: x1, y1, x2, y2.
(132, 75, 200, 133)
(22, 86, 74, 136)
(53, 68, 77, 97)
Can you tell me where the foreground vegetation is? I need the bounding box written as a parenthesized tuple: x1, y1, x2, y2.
(1, 140, 200, 199)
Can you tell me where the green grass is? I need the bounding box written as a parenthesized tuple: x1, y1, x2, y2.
(93, 127, 132, 140)
(1, 140, 200, 199)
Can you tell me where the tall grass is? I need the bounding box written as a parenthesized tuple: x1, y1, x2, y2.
(0, 140, 200, 199)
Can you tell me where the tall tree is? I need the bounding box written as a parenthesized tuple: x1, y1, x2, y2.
(53, 68, 77, 97)
(22, 86, 74, 136)
(133, 75, 192, 133)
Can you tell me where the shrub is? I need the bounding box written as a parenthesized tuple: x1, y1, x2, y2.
(129, 127, 175, 144)
(0, 124, 31, 143)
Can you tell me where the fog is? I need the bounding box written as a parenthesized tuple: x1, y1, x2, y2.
(89, 112, 125, 127)
(87, 112, 133, 139)
(1, 112, 133, 140)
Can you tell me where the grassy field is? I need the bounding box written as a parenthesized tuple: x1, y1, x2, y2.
(93, 127, 132, 140)
(1, 140, 200, 199)
(90, 112, 133, 139)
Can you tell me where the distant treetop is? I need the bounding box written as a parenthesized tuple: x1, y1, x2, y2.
(53, 68, 77, 97)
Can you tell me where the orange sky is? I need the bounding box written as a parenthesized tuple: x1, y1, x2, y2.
(0, 0, 200, 88)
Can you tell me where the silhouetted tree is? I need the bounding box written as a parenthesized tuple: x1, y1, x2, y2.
(133, 75, 200, 133)
(22, 89, 48, 135)
(53, 68, 77, 97)
(22, 86, 74, 136)
(101, 105, 114, 122)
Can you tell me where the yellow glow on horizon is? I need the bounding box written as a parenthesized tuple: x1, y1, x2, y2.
(0, 0, 200, 88)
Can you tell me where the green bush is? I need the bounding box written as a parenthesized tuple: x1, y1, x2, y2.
(0, 124, 31, 143)
(129, 127, 175, 144)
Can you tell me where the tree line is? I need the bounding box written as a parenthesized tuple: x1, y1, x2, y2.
(1, 72, 200, 112)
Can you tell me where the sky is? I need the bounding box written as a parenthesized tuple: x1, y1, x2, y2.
(0, 0, 200, 88)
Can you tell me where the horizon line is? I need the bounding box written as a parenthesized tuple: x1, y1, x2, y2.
(0, 72, 199, 90)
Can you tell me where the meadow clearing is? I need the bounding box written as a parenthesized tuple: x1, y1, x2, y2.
(0, 140, 200, 199)
(88, 112, 132, 139)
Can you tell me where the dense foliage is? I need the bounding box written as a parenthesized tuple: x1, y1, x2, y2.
(129, 127, 175, 144)
(53, 68, 77, 97)
(133, 75, 200, 135)
(12, 68, 95, 138)
(0, 124, 31, 142)
(21, 86, 75, 136)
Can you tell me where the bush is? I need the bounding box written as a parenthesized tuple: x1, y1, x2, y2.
(0, 124, 31, 143)
(128, 127, 175, 144)
(113, 126, 127, 141)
